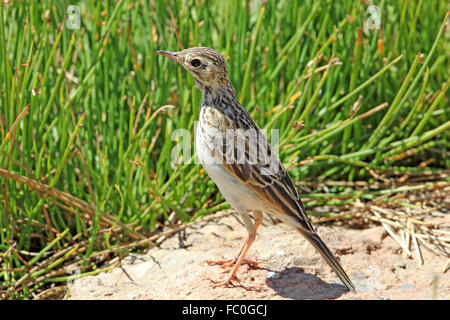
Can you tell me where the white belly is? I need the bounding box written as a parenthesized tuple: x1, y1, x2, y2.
(196, 123, 273, 214)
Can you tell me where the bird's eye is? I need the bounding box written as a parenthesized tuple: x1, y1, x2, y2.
(190, 59, 201, 67)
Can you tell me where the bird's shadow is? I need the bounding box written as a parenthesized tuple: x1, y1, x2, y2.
(264, 266, 348, 300)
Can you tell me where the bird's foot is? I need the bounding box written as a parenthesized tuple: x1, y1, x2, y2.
(206, 257, 266, 269)
(208, 274, 261, 291)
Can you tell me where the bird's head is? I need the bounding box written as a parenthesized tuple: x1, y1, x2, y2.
(156, 47, 231, 93)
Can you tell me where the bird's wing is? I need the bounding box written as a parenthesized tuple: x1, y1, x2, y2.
(201, 115, 356, 292)
(201, 119, 316, 235)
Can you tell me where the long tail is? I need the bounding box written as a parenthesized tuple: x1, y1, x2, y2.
(297, 227, 356, 293)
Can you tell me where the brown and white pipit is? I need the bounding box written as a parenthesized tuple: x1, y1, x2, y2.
(156, 47, 355, 292)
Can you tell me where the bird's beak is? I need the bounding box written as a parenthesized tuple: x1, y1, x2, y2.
(156, 50, 181, 63)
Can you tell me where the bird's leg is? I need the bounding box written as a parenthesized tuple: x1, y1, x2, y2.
(206, 211, 265, 268)
(207, 211, 264, 290)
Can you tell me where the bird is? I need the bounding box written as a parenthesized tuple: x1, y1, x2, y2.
(156, 47, 355, 293)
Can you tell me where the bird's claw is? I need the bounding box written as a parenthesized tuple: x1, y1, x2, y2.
(207, 275, 261, 291)
(206, 257, 266, 269)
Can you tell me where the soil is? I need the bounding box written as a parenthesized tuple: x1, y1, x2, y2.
(68, 212, 449, 300)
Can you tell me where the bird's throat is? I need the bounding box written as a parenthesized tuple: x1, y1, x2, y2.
(198, 82, 238, 108)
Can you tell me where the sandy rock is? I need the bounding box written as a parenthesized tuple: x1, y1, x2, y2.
(68, 212, 449, 300)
